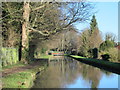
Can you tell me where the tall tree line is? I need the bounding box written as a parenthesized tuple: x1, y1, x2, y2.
(77, 15, 102, 58)
(1, 1, 93, 63)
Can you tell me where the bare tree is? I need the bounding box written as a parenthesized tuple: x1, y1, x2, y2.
(60, 1, 93, 28)
(2, 1, 94, 62)
(105, 32, 117, 42)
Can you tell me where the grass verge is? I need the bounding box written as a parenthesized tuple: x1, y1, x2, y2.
(2, 62, 47, 88)
(39, 54, 52, 59)
(2, 71, 35, 88)
(67, 55, 120, 75)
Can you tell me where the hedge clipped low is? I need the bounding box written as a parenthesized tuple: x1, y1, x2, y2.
(1, 47, 19, 66)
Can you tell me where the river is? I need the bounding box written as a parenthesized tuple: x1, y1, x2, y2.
(32, 56, 119, 88)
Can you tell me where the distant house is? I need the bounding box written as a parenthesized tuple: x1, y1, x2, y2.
(115, 45, 120, 50)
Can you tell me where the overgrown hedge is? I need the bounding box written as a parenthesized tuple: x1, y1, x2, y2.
(100, 48, 119, 62)
(1, 47, 19, 66)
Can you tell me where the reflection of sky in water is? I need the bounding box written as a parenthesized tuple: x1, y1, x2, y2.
(66, 73, 119, 88)
(32, 57, 119, 88)
(66, 77, 91, 88)
(98, 74, 118, 88)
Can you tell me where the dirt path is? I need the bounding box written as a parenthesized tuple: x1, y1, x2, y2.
(2, 61, 44, 77)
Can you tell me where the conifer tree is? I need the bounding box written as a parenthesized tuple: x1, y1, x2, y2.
(90, 15, 97, 33)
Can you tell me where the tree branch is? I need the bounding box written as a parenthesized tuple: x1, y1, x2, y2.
(28, 27, 50, 36)
(0, 6, 23, 21)
(31, 4, 46, 11)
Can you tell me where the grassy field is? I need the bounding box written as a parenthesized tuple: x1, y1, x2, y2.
(67, 55, 120, 75)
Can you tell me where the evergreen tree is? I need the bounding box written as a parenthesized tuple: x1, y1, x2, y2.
(90, 15, 97, 33)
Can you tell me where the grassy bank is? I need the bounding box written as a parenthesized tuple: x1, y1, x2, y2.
(2, 61, 47, 88)
(67, 55, 120, 75)
(39, 54, 52, 59)
(3, 71, 35, 88)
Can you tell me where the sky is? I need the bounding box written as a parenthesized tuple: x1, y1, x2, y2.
(75, 2, 118, 41)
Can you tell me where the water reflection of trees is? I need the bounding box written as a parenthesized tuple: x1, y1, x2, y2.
(79, 62, 102, 88)
(100, 69, 112, 76)
(32, 57, 80, 88)
(32, 57, 112, 88)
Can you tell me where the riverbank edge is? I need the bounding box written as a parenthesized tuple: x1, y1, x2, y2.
(27, 65, 46, 88)
(66, 55, 120, 75)
(2, 63, 47, 88)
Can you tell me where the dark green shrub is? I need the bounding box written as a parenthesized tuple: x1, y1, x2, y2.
(101, 54, 110, 61)
(41, 48, 47, 54)
(92, 48, 98, 58)
(88, 48, 98, 58)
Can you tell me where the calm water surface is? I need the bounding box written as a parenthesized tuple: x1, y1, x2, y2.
(32, 56, 119, 88)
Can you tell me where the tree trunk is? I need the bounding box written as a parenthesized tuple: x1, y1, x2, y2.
(21, 2, 30, 63)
